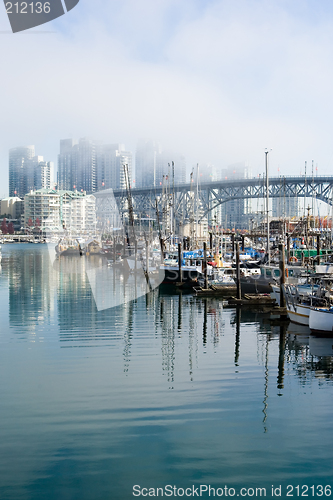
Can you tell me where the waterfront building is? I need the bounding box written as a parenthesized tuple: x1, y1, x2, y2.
(0, 197, 24, 219)
(9, 145, 35, 198)
(23, 189, 96, 233)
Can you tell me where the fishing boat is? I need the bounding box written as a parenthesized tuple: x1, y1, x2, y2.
(161, 261, 202, 286)
(272, 282, 331, 326)
(309, 306, 333, 335)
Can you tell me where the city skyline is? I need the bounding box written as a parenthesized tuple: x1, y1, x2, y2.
(1, 0, 333, 198)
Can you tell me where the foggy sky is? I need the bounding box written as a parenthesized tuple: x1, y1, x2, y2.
(1, 0, 333, 196)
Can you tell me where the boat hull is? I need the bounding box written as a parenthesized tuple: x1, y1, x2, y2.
(287, 304, 310, 326)
(309, 307, 333, 335)
(161, 266, 200, 285)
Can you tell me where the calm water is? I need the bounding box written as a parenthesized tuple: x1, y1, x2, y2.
(0, 244, 332, 500)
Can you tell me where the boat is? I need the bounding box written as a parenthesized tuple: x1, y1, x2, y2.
(55, 237, 83, 256)
(272, 282, 331, 326)
(161, 262, 202, 286)
(309, 307, 333, 335)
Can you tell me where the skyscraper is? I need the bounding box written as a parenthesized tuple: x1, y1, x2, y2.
(272, 194, 299, 218)
(156, 150, 186, 186)
(9, 146, 53, 198)
(57, 139, 77, 191)
(135, 140, 186, 188)
(135, 140, 161, 188)
(25, 156, 54, 192)
(58, 137, 96, 192)
(220, 162, 252, 230)
(58, 139, 132, 193)
(9, 145, 35, 197)
(96, 143, 132, 191)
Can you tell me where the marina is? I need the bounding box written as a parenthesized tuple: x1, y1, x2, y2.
(0, 244, 333, 499)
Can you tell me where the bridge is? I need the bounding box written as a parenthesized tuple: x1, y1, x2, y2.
(109, 176, 333, 227)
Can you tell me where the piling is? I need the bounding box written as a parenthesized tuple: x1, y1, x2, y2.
(113, 237, 116, 262)
(316, 234, 320, 266)
(146, 239, 149, 275)
(236, 242, 241, 300)
(241, 235, 245, 252)
(232, 233, 235, 258)
(134, 240, 138, 272)
(203, 241, 208, 289)
(178, 243, 183, 283)
(124, 236, 127, 257)
(279, 243, 286, 310)
(286, 233, 290, 263)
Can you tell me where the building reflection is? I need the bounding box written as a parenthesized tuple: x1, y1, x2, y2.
(54, 255, 98, 337)
(4, 246, 333, 387)
(6, 246, 56, 327)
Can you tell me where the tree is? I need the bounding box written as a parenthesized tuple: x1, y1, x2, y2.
(28, 218, 33, 227)
(35, 218, 41, 227)
(1, 218, 8, 235)
(7, 222, 14, 235)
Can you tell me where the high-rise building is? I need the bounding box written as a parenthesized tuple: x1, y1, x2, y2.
(58, 138, 91, 192)
(220, 162, 252, 230)
(9, 146, 53, 198)
(96, 144, 132, 191)
(135, 140, 186, 188)
(25, 156, 54, 192)
(57, 139, 77, 191)
(9, 146, 35, 198)
(58, 139, 133, 193)
(76, 138, 96, 193)
(34, 161, 54, 190)
(272, 195, 299, 218)
(135, 139, 161, 188)
(156, 151, 186, 186)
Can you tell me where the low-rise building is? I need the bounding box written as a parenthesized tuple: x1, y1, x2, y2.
(1, 197, 24, 219)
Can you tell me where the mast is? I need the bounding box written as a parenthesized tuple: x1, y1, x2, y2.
(196, 163, 199, 246)
(265, 149, 270, 265)
(172, 161, 175, 245)
(304, 160, 307, 218)
(312, 160, 316, 227)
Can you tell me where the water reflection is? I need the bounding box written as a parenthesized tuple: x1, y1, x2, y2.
(1, 245, 333, 499)
(4, 245, 56, 328)
(3, 244, 333, 385)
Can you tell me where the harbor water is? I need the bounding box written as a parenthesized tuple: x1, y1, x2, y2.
(0, 244, 332, 499)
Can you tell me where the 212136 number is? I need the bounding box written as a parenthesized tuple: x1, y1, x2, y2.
(5, 2, 51, 14)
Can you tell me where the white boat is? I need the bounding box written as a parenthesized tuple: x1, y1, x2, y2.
(309, 307, 333, 335)
(272, 283, 325, 326)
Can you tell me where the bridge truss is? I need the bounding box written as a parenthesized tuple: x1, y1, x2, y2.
(112, 176, 333, 228)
